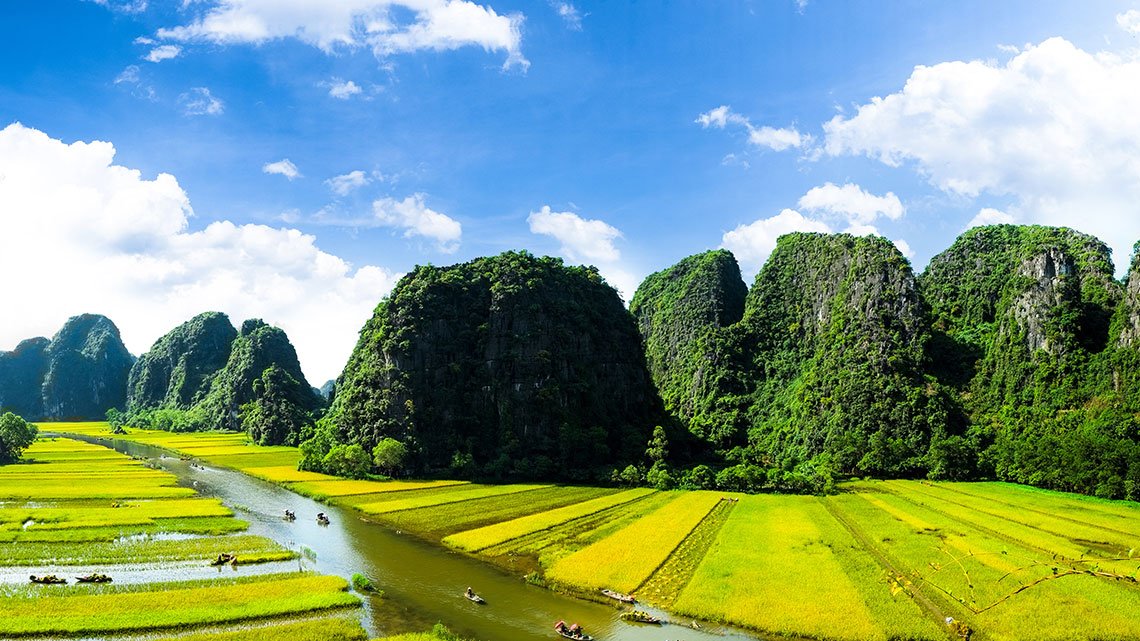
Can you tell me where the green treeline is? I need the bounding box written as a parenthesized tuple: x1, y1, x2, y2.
(634, 226, 1139, 499)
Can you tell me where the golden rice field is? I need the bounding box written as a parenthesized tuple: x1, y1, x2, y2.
(46, 422, 1140, 641)
(1, 434, 366, 639)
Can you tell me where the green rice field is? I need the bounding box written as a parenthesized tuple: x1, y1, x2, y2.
(47, 422, 1140, 641)
(1, 434, 365, 639)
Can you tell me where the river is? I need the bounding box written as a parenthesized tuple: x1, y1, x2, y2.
(47, 435, 764, 641)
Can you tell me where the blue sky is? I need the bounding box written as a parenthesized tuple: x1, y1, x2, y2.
(2, 0, 1139, 383)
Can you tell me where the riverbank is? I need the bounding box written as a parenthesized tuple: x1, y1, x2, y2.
(43, 422, 1140, 641)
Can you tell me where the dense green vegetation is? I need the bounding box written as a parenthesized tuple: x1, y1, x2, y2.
(0, 411, 37, 462)
(0, 337, 49, 418)
(127, 311, 237, 409)
(124, 316, 323, 446)
(317, 251, 662, 482)
(0, 314, 132, 420)
(921, 225, 1139, 499)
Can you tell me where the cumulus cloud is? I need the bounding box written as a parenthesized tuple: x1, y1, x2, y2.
(0, 123, 398, 382)
(696, 105, 806, 151)
(326, 170, 369, 195)
(368, 194, 462, 252)
(179, 87, 223, 115)
(721, 209, 832, 275)
(526, 206, 637, 299)
(823, 37, 1140, 271)
(967, 207, 1015, 229)
(145, 44, 182, 62)
(527, 206, 622, 263)
(1118, 9, 1140, 34)
(797, 182, 904, 226)
(263, 159, 301, 180)
(327, 78, 362, 99)
(156, 0, 528, 70)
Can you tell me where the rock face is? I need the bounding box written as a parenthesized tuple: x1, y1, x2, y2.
(1115, 242, 1140, 350)
(197, 319, 322, 437)
(921, 225, 1119, 409)
(41, 314, 134, 420)
(740, 233, 941, 475)
(127, 312, 238, 410)
(327, 251, 661, 480)
(0, 337, 50, 418)
(630, 250, 746, 441)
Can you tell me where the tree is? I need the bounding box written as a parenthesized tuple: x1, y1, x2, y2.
(0, 413, 38, 463)
(322, 444, 371, 479)
(372, 437, 409, 477)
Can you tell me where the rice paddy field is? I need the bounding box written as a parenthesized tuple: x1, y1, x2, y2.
(45, 422, 1140, 641)
(0, 434, 365, 640)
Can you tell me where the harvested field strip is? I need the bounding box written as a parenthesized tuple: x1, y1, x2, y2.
(1, 533, 294, 565)
(0, 574, 358, 637)
(671, 496, 883, 641)
(833, 492, 1140, 640)
(635, 496, 736, 607)
(479, 490, 675, 567)
(243, 466, 334, 483)
(357, 484, 547, 515)
(444, 488, 653, 552)
(289, 478, 469, 499)
(920, 481, 1140, 541)
(170, 613, 368, 641)
(546, 491, 722, 593)
(385, 485, 617, 540)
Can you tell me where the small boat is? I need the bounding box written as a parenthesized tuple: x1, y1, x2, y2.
(75, 573, 112, 583)
(283, 510, 296, 521)
(600, 588, 635, 603)
(316, 513, 330, 526)
(210, 553, 237, 566)
(464, 591, 486, 604)
(619, 610, 662, 624)
(29, 574, 67, 584)
(553, 621, 592, 640)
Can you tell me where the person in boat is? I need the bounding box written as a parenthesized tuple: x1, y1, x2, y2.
(465, 586, 474, 598)
(554, 620, 567, 633)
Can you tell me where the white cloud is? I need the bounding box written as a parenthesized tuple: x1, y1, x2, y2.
(263, 159, 301, 180)
(368, 194, 462, 252)
(326, 78, 363, 99)
(526, 205, 638, 300)
(527, 206, 622, 263)
(822, 37, 1140, 271)
(721, 209, 832, 275)
(179, 87, 223, 115)
(157, 0, 528, 70)
(797, 182, 904, 225)
(696, 105, 806, 151)
(1117, 9, 1140, 34)
(551, 1, 581, 29)
(145, 44, 183, 62)
(893, 238, 915, 259)
(967, 207, 1015, 229)
(0, 123, 399, 383)
(326, 170, 369, 195)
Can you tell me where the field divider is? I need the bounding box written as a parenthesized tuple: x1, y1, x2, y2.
(818, 496, 959, 628)
(630, 496, 735, 596)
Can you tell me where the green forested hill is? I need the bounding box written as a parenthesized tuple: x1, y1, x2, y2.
(0, 337, 49, 418)
(41, 314, 133, 420)
(323, 251, 662, 481)
(127, 311, 238, 410)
